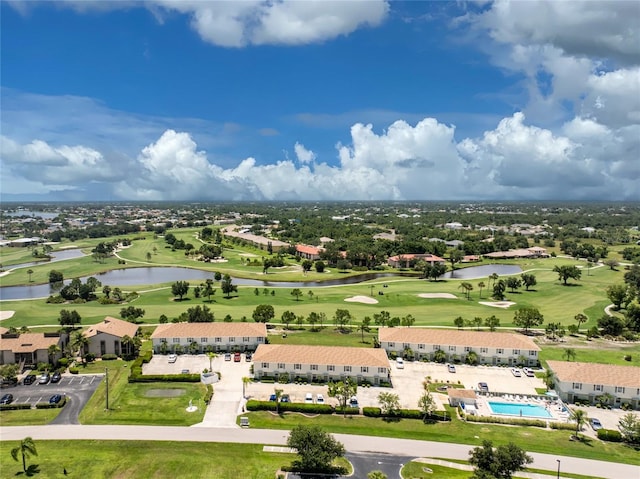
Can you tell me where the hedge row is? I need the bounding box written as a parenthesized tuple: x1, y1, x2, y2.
(246, 400, 334, 415)
(549, 422, 577, 431)
(204, 385, 214, 404)
(129, 373, 200, 383)
(36, 397, 67, 409)
(363, 408, 451, 421)
(0, 403, 32, 411)
(101, 354, 118, 361)
(464, 414, 547, 428)
(597, 429, 622, 442)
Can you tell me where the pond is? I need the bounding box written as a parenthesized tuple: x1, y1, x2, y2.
(3, 248, 86, 271)
(0, 268, 415, 301)
(442, 264, 522, 280)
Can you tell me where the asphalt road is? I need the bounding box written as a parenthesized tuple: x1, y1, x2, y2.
(4, 374, 102, 424)
(0, 425, 637, 479)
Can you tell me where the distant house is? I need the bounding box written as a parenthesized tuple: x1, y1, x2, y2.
(221, 226, 290, 252)
(0, 332, 66, 367)
(373, 230, 398, 241)
(483, 247, 549, 259)
(387, 253, 445, 269)
(448, 389, 478, 407)
(378, 328, 540, 366)
(150, 322, 267, 354)
(295, 244, 322, 261)
(547, 361, 640, 409)
(319, 237, 334, 245)
(83, 316, 140, 358)
(253, 344, 391, 385)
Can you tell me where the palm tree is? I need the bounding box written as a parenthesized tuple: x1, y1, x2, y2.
(242, 376, 252, 398)
(27, 269, 34, 282)
(489, 273, 499, 288)
(206, 352, 217, 371)
(357, 318, 371, 343)
(433, 349, 447, 364)
(274, 388, 283, 414)
(542, 369, 556, 391)
(477, 281, 485, 298)
(10, 436, 38, 473)
(465, 351, 479, 365)
(563, 348, 576, 362)
(47, 344, 61, 366)
(574, 313, 588, 332)
(572, 408, 587, 439)
(72, 331, 89, 364)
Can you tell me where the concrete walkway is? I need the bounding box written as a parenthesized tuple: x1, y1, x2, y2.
(0, 425, 637, 479)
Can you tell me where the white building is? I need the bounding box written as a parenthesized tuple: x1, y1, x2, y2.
(378, 328, 540, 366)
(252, 344, 391, 385)
(547, 361, 640, 409)
(83, 316, 140, 358)
(150, 322, 267, 354)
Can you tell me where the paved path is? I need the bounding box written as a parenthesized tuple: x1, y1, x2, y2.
(0, 425, 637, 479)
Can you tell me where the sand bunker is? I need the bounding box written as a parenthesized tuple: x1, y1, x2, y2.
(239, 253, 259, 257)
(479, 301, 516, 309)
(0, 311, 15, 321)
(418, 293, 457, 299)
(344, 296, 379, 304)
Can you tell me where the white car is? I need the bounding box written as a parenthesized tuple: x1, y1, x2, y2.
(305, 393, 314, 404)
(523, 367, 535, 377)
(316, 394, 324, 404)
(511, 368, 522, 377)
(396, 357, 404, 369)
(167, 354, 177, 363)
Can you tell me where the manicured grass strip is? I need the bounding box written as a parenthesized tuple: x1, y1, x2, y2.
(0, 408, 60, 426)
(243, 410, 639, 466)
(0, 440, 290, 479)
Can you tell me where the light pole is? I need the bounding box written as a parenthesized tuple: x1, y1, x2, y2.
(370, 284, 374, 297)
(556, 459, 561, 479)
(105, 367, 109, 410)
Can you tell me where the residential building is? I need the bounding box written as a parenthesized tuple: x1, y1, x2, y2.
(221, 226, 290, 252)
(150, 322, 267, 354)
(448, 389, 478, 408)
(0, 332, 65, 367)
(483, 247, 549, 259)
(252, 344, 391, 385)
(83, 316, 140, 358)
(547, 360, 640, 409)
(378, 328, 540, 366)
(295, 244, 322, 261)
(387, 253, 445, 269)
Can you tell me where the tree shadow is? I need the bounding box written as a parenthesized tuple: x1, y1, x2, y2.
(14, 464, 41, 476)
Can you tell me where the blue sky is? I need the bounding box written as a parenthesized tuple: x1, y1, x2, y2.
(1, 1, 639, 202)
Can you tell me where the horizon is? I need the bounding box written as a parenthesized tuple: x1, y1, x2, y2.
(1, 1, 639, 202)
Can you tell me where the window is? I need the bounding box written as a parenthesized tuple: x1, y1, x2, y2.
(433, 345, 440, 351)
(418, 344, 424, 350)
(257, 337, 264, 343)
(172, 338, 180, 343)
(361, 367, 368, 373)
(311, 364, 318, 371)
(328, 365, 335, 371)
(201, 337, 208, 343)
(243, 337, 249, 342)
(278, 363, 285, 369)
(449, 345, 456, 352)
(572, 383, 582, 390)
(594, 384, 603, 392)
(464, 347, 471, 352)
(615, 386, 625, 393)
(403, 343, 410, 349)
(229, 337, 235, 342)
(187, 337, 194, 343)
(261, 362, 268, 368)
(529, 350, 537, 356)
(497, 348, 504, 354)
(294, 363, 301, 370)
(344, 366, 351, 372)
(215, 337, 222, 343)
(389, 342, 395, 348)
(512, 349, 520, 355)
(378, 367, 386, 373)
(480, 348, 488, 353)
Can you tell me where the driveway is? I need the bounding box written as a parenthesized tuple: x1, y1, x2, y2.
(7, 373, 102, 425)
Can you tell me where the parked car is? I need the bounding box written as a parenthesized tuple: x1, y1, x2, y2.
(447, 364, 456, 373)
(234, 352, 241, 362)
(316, 394, 324, 404)
(590, 418, 603, 430)
(168, 354, 177, 363)
(523, 367, 535, 377)
(181, 369, 190, 374)
(38, 373, 51, 384)
(511, 368, 522, 377)
(395, 357, 404, 369)
(51, 371, 62, 383)
(224, 353, 232, 361)
(22, 375, 37, 385)
(305, 393, 314, 404)
(1, 378, 18, 388)
(281, 394, 290, 403)
(0, 393, 14, 405)
(478, 382, 489, 392)
(49, 394, 62, 405)
(269, 394, 277, 402)
(349, 396, 359, 408)
(245, 352, 252, 362)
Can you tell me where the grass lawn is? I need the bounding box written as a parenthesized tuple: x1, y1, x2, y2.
(78, 361, 207, 426)
(242, 410, 640, 466)
(0, 440, 291, 479)
(0, 408, 61, 426)
(401, 461, 471, 479)
(538, 337, 640, 367)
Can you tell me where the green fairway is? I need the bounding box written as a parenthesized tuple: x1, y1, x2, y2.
(0, 440, 290, 479)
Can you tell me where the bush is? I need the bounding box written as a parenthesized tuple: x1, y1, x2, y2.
(363, 407, 382, 417)
(245, 400, 334, 415)
(465, 415, 546, 428)
(0, 403, 32, 411)
(101, 354, 118, 361)
(36, 397, 67, 409)
(624, 354, 632, 362)
(204, 385, 214, 404)
(57, 358, 69, 367)
(549, 422, 576, 431)
(69, 367, 79, 374)
(129, 373, 200, 383)
(598, 429, 622, 442)
(334, 406, 360, 415)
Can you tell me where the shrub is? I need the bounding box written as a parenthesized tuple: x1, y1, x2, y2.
(363, 407, 382, 417)
(549, 422, 576, 431)
(57, 358, 69, 367)
(129, 373, 200, 383)
(334, 406, 360, 415)
(598, 429, 622, 442)
(0, 403, 32, 411)
(466, 415, 546, 428)
(624, 354, 632, 362)
(204, 385, 214, 404)
(101, 354, 118, 361)
(69, 367, 79, 374)
(36, 397, 67, 409)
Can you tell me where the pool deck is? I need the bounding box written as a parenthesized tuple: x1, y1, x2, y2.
(475, 394, 571, 422)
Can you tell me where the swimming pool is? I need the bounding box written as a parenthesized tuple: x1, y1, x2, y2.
(488, 401, 553, 419)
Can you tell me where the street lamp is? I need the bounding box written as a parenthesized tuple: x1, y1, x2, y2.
(556, 459, 561, 479)
(105, 367, 109, 411)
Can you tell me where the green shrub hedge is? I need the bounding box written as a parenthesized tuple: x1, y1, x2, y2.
(69, 367, 79, 374)
(597, 429, 622, 442)
(204, 385, 214, 404)
(36, 397, 67, 409)
(0, 403, 32, 411)
(246, 400, 334, 415)
(129, 373, 200, 383)
(549, 422, 577, 431)
(101, 354, 118, 361)
(465, 415, 546, 428)
(363, 407, 382, 417)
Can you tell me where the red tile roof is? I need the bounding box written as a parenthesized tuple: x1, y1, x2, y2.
(547, 361, 640, 388)
(151, 322, 267, 339)
(84, 316, 139, 339)
(379, 328, 540, 351)
(296, 244, 321, 255)
(253, 344, 390, 368)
